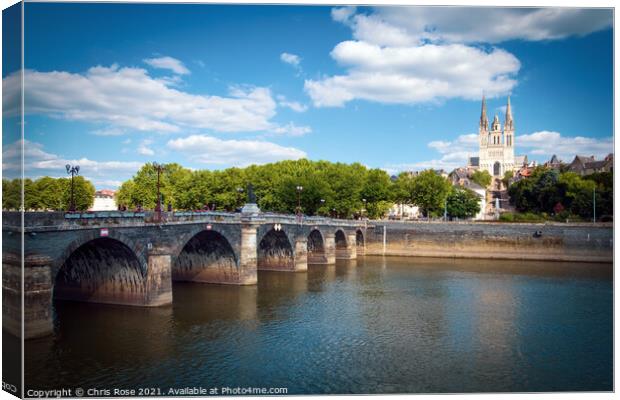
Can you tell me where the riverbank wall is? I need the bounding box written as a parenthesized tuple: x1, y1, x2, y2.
(363, 221, 613, 263)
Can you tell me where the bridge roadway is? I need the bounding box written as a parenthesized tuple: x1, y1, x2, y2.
(2, 208, 367, 339)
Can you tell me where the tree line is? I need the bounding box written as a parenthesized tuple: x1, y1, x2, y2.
(114, 160, 481, 219)
(3, 160, 611, 222)
(2, 176, 95, 211)
(508, 167, 613, 221)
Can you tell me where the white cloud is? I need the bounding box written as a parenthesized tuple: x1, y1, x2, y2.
(91, 127, 126, 136)
(167, 135, 307, 166)
(3, 64, 278, 134)
(137, 139, 155, 156)
(280, 52, 301, 67)
(331, 6, 357, 23)
(309, 6, 611, 108)
(517, 131, 613, 161)
(305, 41, 520, 107)
(276, 95, 308, 112)
(143, 56, 190, 75)
(2, 140, 143, 188)
(270, 122, 312, 137)
(343, 7, 612, 46)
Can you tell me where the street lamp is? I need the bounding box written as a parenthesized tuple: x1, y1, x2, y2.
(319, 198, 325, 216)
(65, 164, 80, 212)
(362, 198, 367, 219)
(153, 162, 166, 221)
(296, 185, 303, 218)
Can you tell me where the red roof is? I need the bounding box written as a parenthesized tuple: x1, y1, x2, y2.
(96, 189, 117, 197)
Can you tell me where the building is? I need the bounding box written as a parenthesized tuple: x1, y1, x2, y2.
(569, 154, 613, 175)
(90, 189, 117, 211)
(388, 204, 420, 220)
(449, 169, 487, 220)
(468, 96, 527, 178)
(545, 154, 563, 170)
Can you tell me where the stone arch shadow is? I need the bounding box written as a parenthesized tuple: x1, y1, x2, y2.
(172, 227, 241, 284)
(257, 226, 296, 271)
(356, 229, 365, 255)
(307, 228, 328, 264)
(52, 230, 150, 306)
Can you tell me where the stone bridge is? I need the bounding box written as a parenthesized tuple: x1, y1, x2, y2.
(2, 208, 366, 339)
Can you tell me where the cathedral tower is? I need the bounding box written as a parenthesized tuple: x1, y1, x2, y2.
(475, 96, 516, 177)
(479, 95, 489, 147)
(504, 96, 514, 147)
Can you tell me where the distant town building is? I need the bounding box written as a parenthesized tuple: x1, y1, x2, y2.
(544, 154, 563, 170)
(449, 168, 487, 220)
(388, 204, 420, 220)
(90, 189, 117, 211)
(569, 154, 613, 175)
(468, 96, 527, 177)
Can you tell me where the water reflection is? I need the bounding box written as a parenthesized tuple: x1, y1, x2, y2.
(24, 256, 612, 393)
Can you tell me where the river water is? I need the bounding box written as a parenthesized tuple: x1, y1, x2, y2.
(25, 256, 612, 394)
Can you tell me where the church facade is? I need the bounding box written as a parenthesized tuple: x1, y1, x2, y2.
(469, 96, 525, 177)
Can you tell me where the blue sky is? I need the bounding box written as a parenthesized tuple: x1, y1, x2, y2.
(2, 4, 614, 188)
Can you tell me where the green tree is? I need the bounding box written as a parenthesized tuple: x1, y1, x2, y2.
(60, 176, 95, 211)
(34, 176, 63, 210)
(501, 170, 514, 188)
(361, 168, 393, 219)
(3, 178, 21, 210)
(471, 170, 492, 187)
(559, 172, 596, 218)
(446, 186, 481, 219)
(391, 172, 416, 205)
(410, 170, 452, 217)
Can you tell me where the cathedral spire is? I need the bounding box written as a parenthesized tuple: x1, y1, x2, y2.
(479, 95, 489, 131)
(504, 96, 514, 131)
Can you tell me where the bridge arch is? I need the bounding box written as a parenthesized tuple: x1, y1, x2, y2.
(54, 229, 147, 276)
(173, 229, 239, 284)
(307, 229, 327, 264)
(54, 236, 148, 306)
(335, 229, 348, 250)
(356, 229, 365, 255)
(258, 228, 295, 271)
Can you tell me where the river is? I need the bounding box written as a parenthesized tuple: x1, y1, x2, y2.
(24, 256, 612, 394)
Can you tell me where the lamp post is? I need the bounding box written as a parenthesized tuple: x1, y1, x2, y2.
(153, 162, 166, 221)
(296, 186, 303, 220)
(320, 198, 325, 216)
(362, 198, 367, 220)
(65, 164, 80, 212)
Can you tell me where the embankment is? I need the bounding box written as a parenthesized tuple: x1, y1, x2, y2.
(363, 221, 613, 263)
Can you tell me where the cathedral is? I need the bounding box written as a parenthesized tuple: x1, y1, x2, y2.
(468, 96, 526, 177)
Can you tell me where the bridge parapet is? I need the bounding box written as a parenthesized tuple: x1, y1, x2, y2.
(7, 211, 364, 232)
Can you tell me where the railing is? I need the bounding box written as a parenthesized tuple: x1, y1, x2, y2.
(6, 210, 364, 229)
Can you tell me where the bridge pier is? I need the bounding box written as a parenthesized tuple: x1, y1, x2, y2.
(239, 223, 259, 284)
(323, 233, 337, 264)
(145, 248, 173, 306)
(294, 237, 308, 272)
(21, 255, 54, 339)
